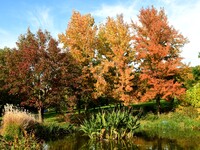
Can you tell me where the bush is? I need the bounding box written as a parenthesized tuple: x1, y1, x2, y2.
(80, 108, 140, 140)
(2, 123, 22, 140)
(185, 83, 200, 108)
(0, 131, 43, 150)
(175, 105, 199, 119)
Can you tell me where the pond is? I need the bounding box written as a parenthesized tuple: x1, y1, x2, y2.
(46, 133, 200, 150)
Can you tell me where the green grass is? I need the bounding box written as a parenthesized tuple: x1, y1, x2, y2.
(44, 111, 59, 123)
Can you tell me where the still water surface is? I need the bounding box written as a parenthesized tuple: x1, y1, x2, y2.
(47, 133, 200, 150)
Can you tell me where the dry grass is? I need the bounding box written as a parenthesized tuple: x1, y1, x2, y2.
(1, 104, 38, 136)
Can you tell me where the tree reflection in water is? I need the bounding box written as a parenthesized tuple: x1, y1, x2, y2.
(47, 133, 200, 150)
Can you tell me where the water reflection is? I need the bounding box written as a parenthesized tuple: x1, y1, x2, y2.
(47, 134, 200, 150)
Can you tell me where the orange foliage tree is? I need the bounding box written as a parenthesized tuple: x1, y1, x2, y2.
(132, 7, 188, 114)
(91, 15, 135, 105)
(59, 11, 97, 111)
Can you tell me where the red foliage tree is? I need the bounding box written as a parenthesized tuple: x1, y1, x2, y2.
(132, 7, 188, 114)
(5, 29, 72, 122)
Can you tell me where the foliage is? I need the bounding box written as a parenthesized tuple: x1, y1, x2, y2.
(92, 15, 135, 105)
(192, 65, 200, 83)
(80, 108, 140, 140)
(185, 83, 200, 107)
(175, 105, 199, 118)
(0, 48, 22, 116)
(59, 11, 97, 112)
(178, 65, 200, 89)
(1, 7, 190, 117)
(2, 124, 22, 140)
(59, 7, 188, 111)
(3, 29, 75, 122)
(131, 6, 187, 114)
(0, 131, 43, 150)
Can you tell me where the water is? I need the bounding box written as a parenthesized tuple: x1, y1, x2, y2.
(46, 133, 200, 150)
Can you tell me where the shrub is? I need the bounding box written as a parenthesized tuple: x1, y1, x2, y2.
(80, 108, 140, 140)
(185, 83, 200, 108)
(1, 104, 38, 139)
(175, 105, 199, 119)
(2, 123, 22, 140)
(0, 131, 43, 150)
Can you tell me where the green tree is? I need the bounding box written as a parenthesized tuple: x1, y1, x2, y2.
(185, 83, 200, 107)
(192, 66, 200, 83)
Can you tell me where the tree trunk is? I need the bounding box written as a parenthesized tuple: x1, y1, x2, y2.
(169, 98, 174, 111)
(156, 97, 161, 116)
(38, 93, 44, 122)
(38, 107, 43, 123)
(84, 104, 88, 113)
(77, 96, 81, 114)
(78, 101, 81, 114)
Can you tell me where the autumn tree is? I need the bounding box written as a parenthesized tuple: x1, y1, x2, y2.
(4, 29, 72, 122)
(132, 7, 188, 114)
(59, 11, 97, 111)
(0, 48, 22, 115)
(92, 15, 135, 105)
(0, 48, 10, 106)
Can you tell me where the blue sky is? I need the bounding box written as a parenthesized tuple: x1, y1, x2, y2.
(0, 0, 200, 66)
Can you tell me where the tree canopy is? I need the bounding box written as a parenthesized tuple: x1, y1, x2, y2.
(0, 6, 190, 116)
(4, 29, 75, 122)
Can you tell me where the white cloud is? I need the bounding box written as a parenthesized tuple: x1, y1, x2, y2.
(27, 6, 60, 39)
(92, 1, 139, 23)
(164, 1, 200, 66)
(28, 7, 53, 30)
(93, 0, 200, 66)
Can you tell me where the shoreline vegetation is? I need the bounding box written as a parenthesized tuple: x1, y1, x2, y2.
(0, 102, 200, 149)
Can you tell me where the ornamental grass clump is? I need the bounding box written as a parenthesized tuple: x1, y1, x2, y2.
(80, 108, 140, 140)
(1, 104, 38, 139)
